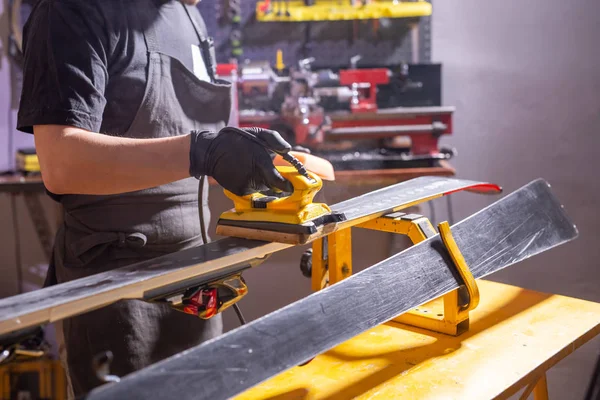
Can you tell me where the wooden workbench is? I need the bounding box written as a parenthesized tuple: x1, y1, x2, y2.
(0, 173, 45, 193)
(236, 280, 600, 400)
(335, 161, 455, 186)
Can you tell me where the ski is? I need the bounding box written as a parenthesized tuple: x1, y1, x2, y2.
(0, 176, 499, 340)
(86, 179, 577, 400)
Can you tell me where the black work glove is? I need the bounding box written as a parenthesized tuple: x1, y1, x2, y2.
(190, 127, 294, 196)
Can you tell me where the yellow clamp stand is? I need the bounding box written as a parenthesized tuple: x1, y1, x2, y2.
(313, 212, 480, 336)
(393, 220, 480, 335)
(438, 221, 480, 314)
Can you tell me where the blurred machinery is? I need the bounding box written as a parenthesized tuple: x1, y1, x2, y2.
(226, 56, 454, 170)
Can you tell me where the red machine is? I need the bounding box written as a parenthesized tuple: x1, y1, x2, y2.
(220, 61, 455, 169)
(327, 106, 453, 156)
(339, 68, 389, 113)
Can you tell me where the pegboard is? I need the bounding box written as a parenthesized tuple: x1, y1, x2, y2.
(197, 1, 431, 68)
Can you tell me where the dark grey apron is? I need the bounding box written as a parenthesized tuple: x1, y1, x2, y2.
(48, 3, 232, 396)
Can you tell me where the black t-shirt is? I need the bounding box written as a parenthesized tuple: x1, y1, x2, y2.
(17, 0, 210, 136)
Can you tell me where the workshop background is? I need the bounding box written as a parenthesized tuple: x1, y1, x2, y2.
(0, 0, 599, 398)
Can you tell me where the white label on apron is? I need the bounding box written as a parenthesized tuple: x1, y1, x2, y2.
(191, 44, 210, 82)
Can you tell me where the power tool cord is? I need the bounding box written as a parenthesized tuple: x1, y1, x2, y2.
(198, 176, 247, 326)
(198, 176, 209, 245)
(232, 300, 247, 325)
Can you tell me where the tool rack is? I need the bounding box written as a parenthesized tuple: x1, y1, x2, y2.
(255, 0, 432, 22)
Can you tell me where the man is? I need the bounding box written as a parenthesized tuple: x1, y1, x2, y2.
(17, 0, 292, 396)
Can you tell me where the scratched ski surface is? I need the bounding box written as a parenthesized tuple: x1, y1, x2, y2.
(0, 177, 498, 338)
(86, 179, 577, 400)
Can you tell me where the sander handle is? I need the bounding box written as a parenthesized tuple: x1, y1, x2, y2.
(224, 127, 291, 155)
(225, 127, 311, 180)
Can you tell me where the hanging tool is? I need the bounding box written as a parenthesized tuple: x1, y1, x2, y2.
(216, 128, 345, 245)
(220, 0, 243, 60)
(274, 0, 291, 17)
(275, 49, 286, 74)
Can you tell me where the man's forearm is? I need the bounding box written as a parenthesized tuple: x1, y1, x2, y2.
(34, 125, 193, 195)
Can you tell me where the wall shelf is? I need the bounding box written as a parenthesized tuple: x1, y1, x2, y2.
(256, 1, 432, 22)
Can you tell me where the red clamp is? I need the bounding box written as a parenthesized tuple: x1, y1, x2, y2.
(183, 288, 218, 319)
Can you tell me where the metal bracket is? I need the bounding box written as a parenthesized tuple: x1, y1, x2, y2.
(311, 229, 352, 291)
(391, 217, 479, 336)
(438, 221, 480, 314)
(308, 211, 479, 336)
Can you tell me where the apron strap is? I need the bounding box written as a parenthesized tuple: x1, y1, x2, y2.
(141, 7, 161, 54)
(70, 231, 147, 258)
(141, 1, 216, 82)
(181, 3, 217, 82)
(63, 211, 203, 265)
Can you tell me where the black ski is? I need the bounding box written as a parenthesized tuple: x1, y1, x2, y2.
(0, 176, 498, 338)
(86, 179, 577, 400)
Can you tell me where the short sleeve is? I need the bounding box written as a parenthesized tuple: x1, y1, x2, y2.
(17, 0, 109, 134)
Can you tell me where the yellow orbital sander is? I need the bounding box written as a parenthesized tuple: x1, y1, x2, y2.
(215, 132, 345, 245)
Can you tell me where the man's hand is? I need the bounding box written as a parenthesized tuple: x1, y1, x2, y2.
(189, 127, 294, 196)
(32, 125, 293, 197)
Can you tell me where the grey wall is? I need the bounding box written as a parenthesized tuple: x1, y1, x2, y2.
(0, 0, 598, 397)
(220, 0, 600, 397)
(432, 0, 600, 397)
